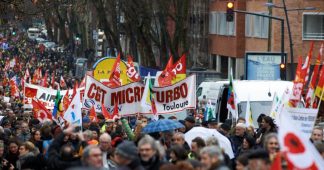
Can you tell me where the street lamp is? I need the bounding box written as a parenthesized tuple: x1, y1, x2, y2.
(265, 1, 316, 80)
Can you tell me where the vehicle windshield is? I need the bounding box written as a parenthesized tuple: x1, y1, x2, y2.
(237, 101, 272, 128)
(28, 29, 40, 34)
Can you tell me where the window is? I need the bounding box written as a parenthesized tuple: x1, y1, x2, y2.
(196, 87, 202, 98)
(209, 12, 216, 34)
(209, 12, 235, 36)
(245, 13, 269, 38)
(303, 13, 324, 40)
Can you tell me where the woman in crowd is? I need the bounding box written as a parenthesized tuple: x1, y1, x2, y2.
(263, 133, 279, 161)
(5, 140, 19, 167)
(256, 116, 277, 145)
(16, 141, 45, 170)
(237, 135, 255, 156)
(29, 130, 43, 153)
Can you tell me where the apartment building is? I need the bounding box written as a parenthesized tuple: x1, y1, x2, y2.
(209, 0, 323, 80)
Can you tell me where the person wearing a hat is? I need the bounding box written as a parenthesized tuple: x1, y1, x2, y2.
(184, 116, 195, 133)
(207, 118, 218, 129)
(218, 123, 231, 138)
(230, 123, 247, 158)
(114, 141, 144, 170)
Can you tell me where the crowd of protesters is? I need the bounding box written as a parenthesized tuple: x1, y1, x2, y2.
(0, 31, 324, 170)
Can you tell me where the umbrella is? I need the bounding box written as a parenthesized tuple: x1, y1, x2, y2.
(142, 119, 184, 133)
(185, 127, 234, 159)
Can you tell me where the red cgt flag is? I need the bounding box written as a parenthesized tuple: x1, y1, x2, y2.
(305, 52, 321, 108)
(101, 103, 112, 120)
(126, 55, 141, 82)
(108, 54, 121, 88)
(63, 89, 70, 111)
(40, 71, 48, 87)
(158, 55, 176, 87)
(112, 103, 120, 121)
(9, 76, 20, 97)
(32, 99, 52, 122)
(89, 105, 98, 122)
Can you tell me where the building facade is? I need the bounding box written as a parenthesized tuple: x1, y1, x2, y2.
(209, 0, 324, 80)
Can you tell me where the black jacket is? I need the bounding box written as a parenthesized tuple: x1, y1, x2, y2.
(140, 155, 166, 170)
(229, 135, 244, 157)
(16, 151, 46, 170)
(47, 132, 81, 170)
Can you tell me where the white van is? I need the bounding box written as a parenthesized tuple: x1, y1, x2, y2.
(27, 28, 41, 40)
(197, 80, 293, 126)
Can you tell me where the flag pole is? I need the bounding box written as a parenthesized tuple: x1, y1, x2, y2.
(317, 88, 324, 110)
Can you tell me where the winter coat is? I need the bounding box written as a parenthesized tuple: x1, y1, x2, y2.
(17, 132, 31, 143)
(5, 152, 19, 168)
(16, 151, 46, 170)
(46, 132, 81, 170)
(140, 155, 166, 170)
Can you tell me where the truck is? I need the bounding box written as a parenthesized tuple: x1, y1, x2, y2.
(197, 80, 293, 127)
(27, 28, 41, 40)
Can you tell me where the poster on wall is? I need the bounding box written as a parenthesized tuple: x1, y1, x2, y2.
(245, 52, 286, 80)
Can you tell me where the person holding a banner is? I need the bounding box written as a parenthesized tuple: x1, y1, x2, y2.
(256, 116, 278, 146)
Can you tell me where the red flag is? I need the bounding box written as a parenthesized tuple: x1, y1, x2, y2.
(32, 68, 41, 84)
(270, 152, 282, 170)
(32, 99, 52, 122)
(126, 55, 140, 82)
(302, 42, 314, 83)
(51, 72, 56, 88)
(79, 76, 86, 88)
(89, 105, 98, 122)
(9, 76, 20, 97)
(158, 55, 176, 87)
(171, 54, 186, 75)
(2, 73, 9, 86)
(74, 80, 79, 89)
(24, 69, 30, 82)
(313, 43, 324, 107)
(112, 103, 120, 120)
(40, 71, 48, 87)
(108, 54, 121, 88)
(101, 103, 111, 120)
(24, 86, 37, 98)
(63, 89, 70, 111)
(305, 53, 321, 108)
(288, 42, 314, 108)
(72, 81, 77, 99)
(60, 76, 66, 88)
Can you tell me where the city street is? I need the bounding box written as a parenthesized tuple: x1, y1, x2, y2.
(0, 0, 323, 170)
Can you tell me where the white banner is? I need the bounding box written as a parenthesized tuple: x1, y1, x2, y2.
(280, 107, 318, 138)
(24, 83, 84, 109)
(83, 75, 196, 116)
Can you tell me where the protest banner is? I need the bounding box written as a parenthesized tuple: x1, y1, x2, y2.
(24, 83, 84, 109)
(280, 107, 318, 138)
(83, 74, 196, 116)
